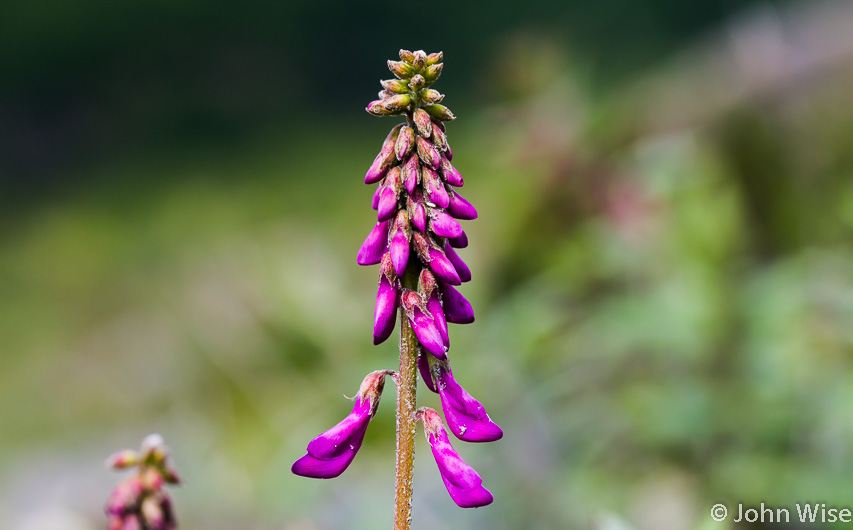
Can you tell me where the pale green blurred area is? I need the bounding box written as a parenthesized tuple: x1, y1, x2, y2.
(4, 1, 853, 529)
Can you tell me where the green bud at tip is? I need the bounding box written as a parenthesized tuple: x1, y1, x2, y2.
(423, 63, 443, 84)
(413, 50, 427, 70)
(381, 78, 410, 94)
(410, 75, 425, 91)
(423, 103, 455, 121)
(420, 88, 444, 104)
(426, 52, 443, 66)
(399, 49, 415, 63)
(383, 93, 412, 113)
(388, 60, 413, 79)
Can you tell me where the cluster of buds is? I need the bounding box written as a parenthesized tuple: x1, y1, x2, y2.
(292, 50, 501, 510)
(105, 434, 179, 530)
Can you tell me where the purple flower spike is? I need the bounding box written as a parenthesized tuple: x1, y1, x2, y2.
(293, 370, 391, 479)
(423, 166, 450, 208)
(447, 190, 478, 220)
(441, 156, 463, 187)
(357, 220, 390, 266)
(389, 211, 411, 277)
(447, 230, 468, 249)
(420, 408, 494, 508)
(436, 362, 503, 443)
(442, 283, 474, 324)
(418, 352, 438, 393)
(430, 210, 464, 239)
(374, 254, 398, 345)
(401, 290, 447, 359)
(444, 242, 471, 283)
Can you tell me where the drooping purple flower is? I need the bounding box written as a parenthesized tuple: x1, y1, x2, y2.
(443, 242, 471, 283)
(357, 220, 390, 266)
(440, 156, 463, 187)
(436, 362, 503, 443)
(413, 232, 462, 286)
(447, 190, 477, 220)
(388, 210, 411, 277)
(442, 283, 474, 324)
(401, 290, 447, 359)
(292, 370, 392, 479)
(420, 408, 494, 508)
(430, 209, 463, 239)
(373, 254, 399, 345)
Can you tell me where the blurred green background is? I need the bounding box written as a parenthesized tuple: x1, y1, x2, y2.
(3, 0, 853, 528)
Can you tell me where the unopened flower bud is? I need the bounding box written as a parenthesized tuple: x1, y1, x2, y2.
(424, 103, 455, 121)
(357, 220, 391, 265)
(365, 125, 403, 183)
(440, 156, 463, 187)
(423, 166, 450, 208)
(407, 190, 427, 233)
(410, 74, 425, 91)
(374, 254, 399, 345)
(401, 154, 420, 194)
(420, 89, 444, 104)
(381, 78, 410, 94)
(389, 210, 412, 277)
(395, 126, 415, 161)
(388, 60, 414, 79)
(399, 49, 415, 63)
(377, 166, 402, 221)
(442, 283, 474, 323)
(401, 290, 447, 359)
(366, 99, 398, 116)
(106, 450, 140, 470)
(413, 108, 433, 138)
(431, 124, 448, 152)
(417, 136, 441, 169)
(378, 89, 394, 100)
(444, 242, 471, 283)
(382, 94, 412, 113)
(412, 50, 427, 70)
(423, 63, 443, 84)
(426, 51, 443, 65)
(447, 230, 468, 248)
(446, 189, 477, 220)
(430, 209, 463, 239)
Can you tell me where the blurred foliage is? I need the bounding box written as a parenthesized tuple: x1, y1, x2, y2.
(3, 0, 853, 529)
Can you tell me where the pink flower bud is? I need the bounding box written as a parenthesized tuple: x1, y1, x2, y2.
(413, 108, 433, 138)
(365, 125, 403, 183)
(401, 154, 420, 194)
(423, 166, 450, 208)
(395, 126, 415, 161)
(429, 209, 463, 239)
(431, 123, 448, 152)
(371, 178, 383, 210)
(401, 290, 447, 359)
(377, 166, 402, 221)
(398, 49, 415, 63)
(447, 230, 468, 248)
(389, 210, 411, 277)
(374, 254, 399, 345)
(447, 189, 477, 220)
(412, 50, 427, 70)
(417, 137, 441, 169)
(441, 283, 474, 323)
(444, 242, 471, 283)
(356, 220, 390, 266)
(440, 156, 463, 187)
(407, 190, 427, 233)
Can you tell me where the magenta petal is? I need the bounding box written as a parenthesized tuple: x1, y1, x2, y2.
(441, 157, 463, 187)
(447, 190, 477, 220)
(444, 243, 471, 283)
(389, 230, 410, 278)
(438, 366, 503, 443)
(374, 274, 398, 345)
(371, 182, 383, 210)
(357, 221, 390, 266)
(377, 186, 398, 222)
(428, 293, 449, 348)
(293, 398, 372, 479)
(424, 167, 450, 208)
(428, 249, 462, 285)
(411, 202, 427, 233)
(442, 283, 474, 323)
(428, 429, 493, 508)
(447, 231, 468, 249)
(430, 210, 463, 238)
(446, 142, 453, 161)
(291, 448, 359, 479)
(410, 306, 447, 359)
(418, 353, 438, 393)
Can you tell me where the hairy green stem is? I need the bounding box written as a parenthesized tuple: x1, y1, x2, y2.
(393, 266, 420, 530)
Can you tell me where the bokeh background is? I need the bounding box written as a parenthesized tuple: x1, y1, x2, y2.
(3, 0, 853, 528)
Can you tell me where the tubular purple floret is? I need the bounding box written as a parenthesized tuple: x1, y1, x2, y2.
(444, 242, 471, 283)
(402, 153, 420, 194)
